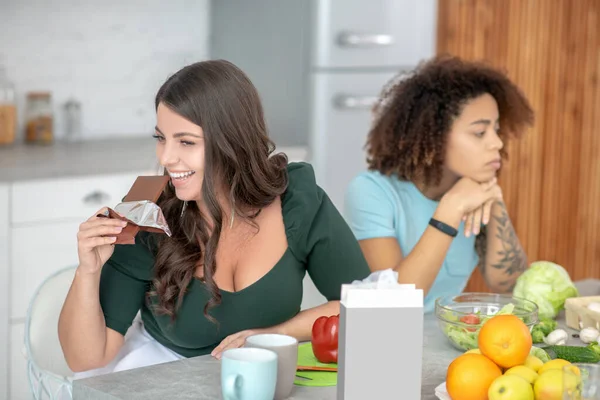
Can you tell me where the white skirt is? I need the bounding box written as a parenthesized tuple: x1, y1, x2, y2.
(73, 315, 185, 380)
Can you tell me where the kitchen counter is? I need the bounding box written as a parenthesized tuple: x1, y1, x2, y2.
(73, 279, 600, 400)
(0, 137, 309, 182)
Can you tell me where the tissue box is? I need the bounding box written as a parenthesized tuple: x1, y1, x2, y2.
(337, 282, 424, 400)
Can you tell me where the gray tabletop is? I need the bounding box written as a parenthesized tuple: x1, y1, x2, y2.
(73, 280, 600, 400)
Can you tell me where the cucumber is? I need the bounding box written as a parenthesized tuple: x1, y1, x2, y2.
(544, 345, 600, 363)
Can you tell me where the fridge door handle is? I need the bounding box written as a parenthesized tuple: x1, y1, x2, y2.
(337, 32, 394, 48)
(333, 95, 379, 110)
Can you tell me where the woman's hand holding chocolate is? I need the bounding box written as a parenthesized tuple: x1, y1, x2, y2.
(76, 207, 127, 274)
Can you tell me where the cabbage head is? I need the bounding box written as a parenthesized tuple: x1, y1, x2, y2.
(513, 261, 578, 319)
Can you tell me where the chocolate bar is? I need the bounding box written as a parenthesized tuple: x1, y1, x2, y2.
(121, 176, 170, 203)
(99, 175, 171, 245)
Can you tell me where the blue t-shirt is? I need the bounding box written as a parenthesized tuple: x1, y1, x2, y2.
(344, 171, 479, 313)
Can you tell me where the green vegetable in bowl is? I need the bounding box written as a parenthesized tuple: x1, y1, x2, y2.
(440, 310, 479, 350)
(513, 261, 578, 319)
(441, 304, 518, 350)
(445, 323, 479, 350)
(493, 303, 515, 316)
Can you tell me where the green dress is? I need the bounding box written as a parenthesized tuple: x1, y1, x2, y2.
(99, 162, 371, 357)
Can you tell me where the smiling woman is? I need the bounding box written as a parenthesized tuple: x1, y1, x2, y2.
(344, 55, 535, 313)
(57, 59, 371, 377)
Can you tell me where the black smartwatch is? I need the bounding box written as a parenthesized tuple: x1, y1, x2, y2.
(429, 218, 458, 238)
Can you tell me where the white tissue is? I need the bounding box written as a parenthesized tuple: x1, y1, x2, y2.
(434, 382, 450, 400)
(350, 268, 415, 289)
(341, 269, 423, 308)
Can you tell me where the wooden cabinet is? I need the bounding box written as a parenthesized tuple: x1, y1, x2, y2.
(436, 0, 600, 292)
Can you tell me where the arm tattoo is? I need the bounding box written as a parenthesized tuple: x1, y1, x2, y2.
(475, 227, 488, 276)
(491, 203, 527, 276)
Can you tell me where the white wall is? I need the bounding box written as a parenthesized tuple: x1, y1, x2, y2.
(0, 0, 210, 141)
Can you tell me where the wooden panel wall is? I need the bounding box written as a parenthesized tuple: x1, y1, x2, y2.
(436, 0, 600, 291)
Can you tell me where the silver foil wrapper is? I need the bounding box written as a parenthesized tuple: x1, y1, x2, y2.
(114, 200, 172, 237)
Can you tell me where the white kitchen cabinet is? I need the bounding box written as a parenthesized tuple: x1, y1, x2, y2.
(10, 172, 141, 320)
(0, 138, 159, 400)
(0, 185, 9, 398)
(10, 324, 28, 400)
(5, 171, 150, 400)
(12, 222, 89, 320)
(210, 0, 437, 211)
(11, 173, 143, 225)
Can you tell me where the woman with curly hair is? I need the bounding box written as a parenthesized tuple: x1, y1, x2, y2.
(59, 59, 370, 375)
(344, 55, 534, 312)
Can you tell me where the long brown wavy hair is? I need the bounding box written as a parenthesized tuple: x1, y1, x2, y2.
(366, 55, 534, 264)
(149, 60, 288, 323)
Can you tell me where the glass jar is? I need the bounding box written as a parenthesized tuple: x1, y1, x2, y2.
(25, 92, 54, 145)
(0, 66, 17, 146)
(64, 98, 82, 142)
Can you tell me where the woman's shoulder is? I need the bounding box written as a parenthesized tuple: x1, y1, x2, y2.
(346, 169, 413, 206)
(350, 169, 418, 194)
(280, 162, 337, 244)
(282, 161, 325, 217)
(348, 169, 399, 191)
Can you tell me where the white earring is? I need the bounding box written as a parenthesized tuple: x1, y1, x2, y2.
(180, 201, 188, 218)
(229, 198, 235, 228)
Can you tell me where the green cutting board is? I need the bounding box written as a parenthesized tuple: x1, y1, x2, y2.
(294, 342, 337, 387)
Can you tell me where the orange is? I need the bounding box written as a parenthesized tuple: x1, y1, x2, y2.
(446, 353, 503, 400)
(478, 315, 532, 369)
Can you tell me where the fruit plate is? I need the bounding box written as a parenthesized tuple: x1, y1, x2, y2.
(434, 382, 450, 400)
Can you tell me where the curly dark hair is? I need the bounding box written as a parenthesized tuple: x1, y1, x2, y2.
(366, 54, 534, 187)
(366, 54, 534, 268)
(149, 60, 288, 323)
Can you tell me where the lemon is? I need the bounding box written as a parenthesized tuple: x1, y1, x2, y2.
(538, 359, 571, 375)
(564, 364, 581, 376)
(504, 365, 539, 384)
(524, 355, 544, 372)
(534, 369, 579, 400)
(488, 374, 534, 400)
(465, 348, 481, 355)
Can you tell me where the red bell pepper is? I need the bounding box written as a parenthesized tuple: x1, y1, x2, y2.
(311, 314, 339, 364)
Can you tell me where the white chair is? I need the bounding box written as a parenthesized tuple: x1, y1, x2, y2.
(23, 266, 77, 399)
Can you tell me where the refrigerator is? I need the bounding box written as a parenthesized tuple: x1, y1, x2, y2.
(210, 0, 438, 308)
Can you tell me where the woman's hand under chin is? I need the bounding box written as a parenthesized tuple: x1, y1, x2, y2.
(462, 177, 504, 237)
(441, 176, 503, 237)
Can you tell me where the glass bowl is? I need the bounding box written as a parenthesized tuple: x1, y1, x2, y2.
(435, 292, 539, 351)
